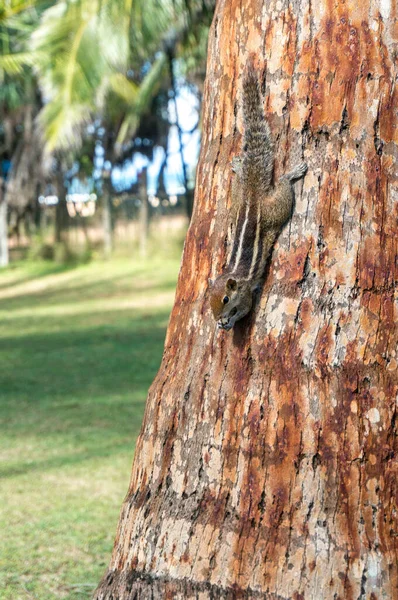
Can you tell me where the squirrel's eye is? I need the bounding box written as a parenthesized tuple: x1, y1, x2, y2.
(223, 296, 229, 305)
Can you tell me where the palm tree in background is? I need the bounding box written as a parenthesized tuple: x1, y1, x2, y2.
(0, 0, 215, 265)
(32, 0, 213, 153)
(0, 0, 47, 266)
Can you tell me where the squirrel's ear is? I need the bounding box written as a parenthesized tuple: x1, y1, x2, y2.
(208, 278, 214, 287)
(226, 278, 237, 291)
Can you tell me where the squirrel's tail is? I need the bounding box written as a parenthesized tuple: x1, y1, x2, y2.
(242, 59, 273, 191)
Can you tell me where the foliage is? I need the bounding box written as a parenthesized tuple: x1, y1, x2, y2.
(0, 1, 40, 142)
(0, 0, 214, 265)
(0, 0, 214, 169)
(30, 0, 214, 155)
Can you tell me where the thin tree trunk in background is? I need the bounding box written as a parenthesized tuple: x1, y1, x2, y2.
(101, 134, 116, 258)
(55, 168, 69, 245)
(167, 51, 193, 220)
(33, 184, 41, 233)
(139, 167, 149, 259)
(55, 192, 69, 244)
(185, 188, 194, 221)
(40, 206, 47, 236)
(0, 179, 8, 268)
(55, 200, 69, 245)
(102, 178, 113, 258)
(95, 0, 398, 598)
(24, 208, 32, 240)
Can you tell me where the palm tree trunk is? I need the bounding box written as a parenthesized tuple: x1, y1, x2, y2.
(101, 137, 115, 258)
(102, 179, 113, 258)
(94, 0, 398, 598)
(167, 50, 193, 220)
(55, 173, 69, 245)
(139, 167, 149, 259)
(0, 179, 8, 267)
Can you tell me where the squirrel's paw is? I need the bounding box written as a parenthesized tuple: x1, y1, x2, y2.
(287, 162, 307, 181)
(293, 162, 307, 178)
(296, 162, 308, 176)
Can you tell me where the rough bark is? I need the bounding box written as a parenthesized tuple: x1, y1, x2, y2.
(94, 0, 398, 598)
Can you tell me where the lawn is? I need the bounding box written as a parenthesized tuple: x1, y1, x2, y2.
(0, 255, 180, 599)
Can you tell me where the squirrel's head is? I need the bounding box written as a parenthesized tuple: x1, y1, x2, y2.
(209, 274, 253, 331)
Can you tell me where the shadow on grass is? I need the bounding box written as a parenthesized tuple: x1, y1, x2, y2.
(0, 261, 79, 293)
(0, 268, 177, 311)
(0, 439, 134, 479)
(0, 308, 172, 478)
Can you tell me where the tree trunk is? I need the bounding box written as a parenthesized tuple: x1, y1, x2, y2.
(5, 106, 44, 218)
(0, 179, 8, 268)
(167, 50, 194, 221)
(55, 169, 69, 245)
(139, 167, 149, 259)
(94, 0, 398, 598)
(185, 188, 194, 221)
(102, 178, 113, 258)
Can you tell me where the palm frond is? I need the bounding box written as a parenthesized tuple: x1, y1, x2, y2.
(31, 0, 214, 156)
(108, 73, 138, 104)
(38, 98, 92, 154)
(115, 53, 167, 147)
(0, 51, 39, 75)
(0, 0, 38, 23)
(32, 0, 106, 152)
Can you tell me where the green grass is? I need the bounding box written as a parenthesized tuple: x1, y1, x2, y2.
(0, 255, 180, 599)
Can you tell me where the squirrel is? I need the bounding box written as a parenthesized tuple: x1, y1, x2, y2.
(209, 62, 307, 331)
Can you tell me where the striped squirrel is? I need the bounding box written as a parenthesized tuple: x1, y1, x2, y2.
(209, 62, 307, 331)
